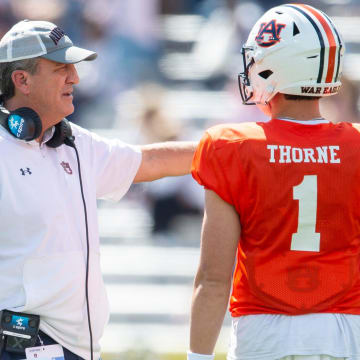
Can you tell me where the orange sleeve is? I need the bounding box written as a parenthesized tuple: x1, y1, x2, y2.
(191, 130, 234, 205)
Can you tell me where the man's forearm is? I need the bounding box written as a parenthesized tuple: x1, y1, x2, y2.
(190, 275, 231, 355)
(134, 141, 197, 182)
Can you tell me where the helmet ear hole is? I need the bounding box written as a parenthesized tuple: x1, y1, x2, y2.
(293, 22, 300, 36)
(258, 70, 273, 79)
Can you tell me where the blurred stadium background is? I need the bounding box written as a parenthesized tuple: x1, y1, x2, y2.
(1, 0, 359, 358)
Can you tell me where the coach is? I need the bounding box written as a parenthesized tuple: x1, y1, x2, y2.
(0, 20, 196, 360)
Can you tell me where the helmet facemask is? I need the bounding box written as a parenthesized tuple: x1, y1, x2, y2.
(238, 46, 255, 105)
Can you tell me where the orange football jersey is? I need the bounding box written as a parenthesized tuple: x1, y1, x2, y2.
(192, 119, 360, 316)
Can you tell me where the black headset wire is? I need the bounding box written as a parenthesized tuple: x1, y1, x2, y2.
(65, 137, 94, 360)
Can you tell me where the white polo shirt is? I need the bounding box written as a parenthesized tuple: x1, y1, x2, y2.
(0, 123, 142, 360)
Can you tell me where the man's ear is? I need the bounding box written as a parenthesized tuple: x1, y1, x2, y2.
(11, 70, 31, 95)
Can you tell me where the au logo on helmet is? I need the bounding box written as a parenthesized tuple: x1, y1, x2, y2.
(255, 20, 286, 47)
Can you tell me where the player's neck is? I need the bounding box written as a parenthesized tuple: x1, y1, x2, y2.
(270, 94, 322, 121)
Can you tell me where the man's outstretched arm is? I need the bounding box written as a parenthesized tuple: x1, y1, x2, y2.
(189, 189, 240, 356)
(133, 141, 197, 183)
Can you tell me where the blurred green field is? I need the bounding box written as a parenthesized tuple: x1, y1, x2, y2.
(102, 352, 227, 360)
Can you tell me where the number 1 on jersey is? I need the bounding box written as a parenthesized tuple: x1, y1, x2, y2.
(291, 175, 320, 252)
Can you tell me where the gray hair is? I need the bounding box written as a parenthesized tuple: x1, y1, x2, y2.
(0, 58, 39, 101)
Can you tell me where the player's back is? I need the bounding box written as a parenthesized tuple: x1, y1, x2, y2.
(193, 118, 360, 316)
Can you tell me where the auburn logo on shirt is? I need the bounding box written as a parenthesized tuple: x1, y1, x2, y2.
(60, 161, 73, 175)
(255, 20, 286, 47)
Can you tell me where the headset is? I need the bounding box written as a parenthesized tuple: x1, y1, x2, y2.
(0, 106, 94, 360)
(0, 106, 74, 147)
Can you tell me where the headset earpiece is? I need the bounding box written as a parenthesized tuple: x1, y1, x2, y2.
(0, 106, 74, 148)
(46, 118, 74, 148)
(6, 107, 42, 141)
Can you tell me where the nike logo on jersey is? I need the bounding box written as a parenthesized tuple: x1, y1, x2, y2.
(267, 145, 340, 164)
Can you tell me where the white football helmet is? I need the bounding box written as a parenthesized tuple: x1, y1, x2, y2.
(238, 3, 345, 105)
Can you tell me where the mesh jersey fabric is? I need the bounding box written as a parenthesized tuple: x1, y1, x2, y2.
(192, 119, 360, 316)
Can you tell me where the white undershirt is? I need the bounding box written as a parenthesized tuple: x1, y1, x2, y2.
(228, 313, 360, 360)
(276, 117, 330, 125)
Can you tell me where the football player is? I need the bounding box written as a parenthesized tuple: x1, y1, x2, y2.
(188, 3, 360, 360)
